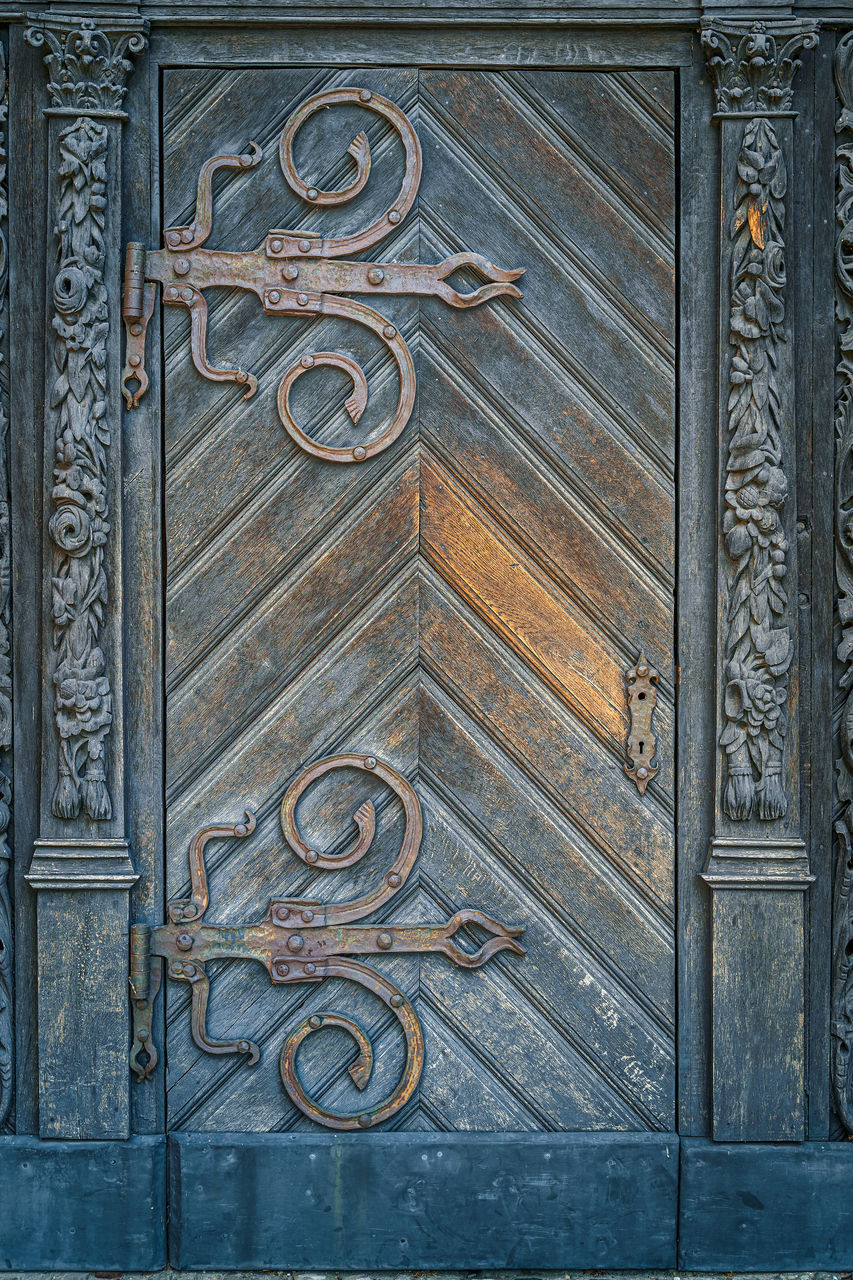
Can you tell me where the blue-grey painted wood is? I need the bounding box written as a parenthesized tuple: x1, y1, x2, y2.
(0, 1136, 166, 1271)
(170, 1131, 678, 1270)
(679, 1138, 853, 1271)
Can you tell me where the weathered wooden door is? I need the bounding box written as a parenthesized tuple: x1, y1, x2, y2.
(4, 4, 845, 1273)
(149, 62, 676, 1260)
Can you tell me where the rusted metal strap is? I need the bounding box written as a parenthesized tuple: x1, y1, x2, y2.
(130, 753, 524, 1131)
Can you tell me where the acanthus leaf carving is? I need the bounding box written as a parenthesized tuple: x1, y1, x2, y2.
(719, 114, 793, 822)
(48, 116, 113, 821)
(701, 18, 819, 116)
(24, 15, 147, 117)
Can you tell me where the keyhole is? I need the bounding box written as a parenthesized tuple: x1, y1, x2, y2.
(638, 741, 645, 754)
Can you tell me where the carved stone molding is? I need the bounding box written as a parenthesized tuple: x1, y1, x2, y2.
(24, 14, 146, 120)
(831, 29, 853, 1135)
(701, 18, 820, 117)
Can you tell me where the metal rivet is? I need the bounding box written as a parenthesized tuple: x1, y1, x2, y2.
(305, 848, 319, 863)
(239, 1040, 249, 1052)
(172, 962, 184, 975)
(637, 767, 648, 780)
(388, 210, 401, 224)
(129, 355, 141, 367)
(268, 289, 281, 304)
(235, 823, 247, 837)
(304, 962, 316, 975)
(390, 993, 404, 1009)
(298, 239, 311, 253)
(302, 909, 314, 923)
(165, 286, 178, 300)
(301, 355, 315, 369)
(183, 964, 196, 977)
(276, 905, 290, 922)
(270, 238, 283, 253)
(309, 1015, 322, 1029)
(138, 1028, 149, 1040)
(181, 287, 194, 302)
(364, 756, 377, 769)
(182, 905, 196, 919)
(174, 258, 190, 276)
(284, 265, 299, 280)
(353, 446, 366, 461)
(131, 324, 142, 336)
(181, 228, 194, 243)
(307, 187, 318, 200)
(166, 230, 181, 247)
(176, 932, 193, 951)
(368, 268, 385, 285)
(297, 293, 309, 306)
(377, 933, 392, 951)
(276, 960, 290, 977)
(388, 873, 401, 888)
(358, 1113, 371, 1126)
(383, 325, 396, 339)
(287, 934, 304, 952)
(359, 89, 372, 102)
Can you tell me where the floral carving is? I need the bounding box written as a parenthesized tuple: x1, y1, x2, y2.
(832, 31, 853, 1134)
(0, 41, 11, 1129)
(702, 19, 819, 116)
(25, 17, 146, 116)
(48, 117, 113, 820)
(719, 115, 793, 821)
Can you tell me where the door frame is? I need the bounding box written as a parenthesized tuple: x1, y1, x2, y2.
(0, 4, 843, 1271)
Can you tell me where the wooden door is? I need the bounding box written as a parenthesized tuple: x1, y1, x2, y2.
(163, 65, 675, 1136)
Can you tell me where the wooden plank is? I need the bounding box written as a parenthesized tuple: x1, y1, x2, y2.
(150, 26, 694, 70)
(8, 21, 46, 1136)
(676, 40, 718, 1138)
(0, 1136, 166, 1271)
(170, 1131, 678, 1270)
(679, 1139, 853, 1271)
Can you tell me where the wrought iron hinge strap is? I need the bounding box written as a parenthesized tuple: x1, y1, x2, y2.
(121, 86, 523, 463)
(130, 754, 524, 1131)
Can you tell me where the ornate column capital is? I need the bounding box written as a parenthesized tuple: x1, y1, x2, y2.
(701, 18, 819, 117)
(24, 12, 147, 120)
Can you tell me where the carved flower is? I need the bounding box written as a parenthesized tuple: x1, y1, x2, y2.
(724, 664, 784, 736)
(49, 504, 92, 557)
(53, 264, 87, 316)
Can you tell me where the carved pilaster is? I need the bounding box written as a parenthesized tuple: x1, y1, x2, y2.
(702, 16, 818, 1141)
(25, 10, 146, 1139)
(831, 29, 853, 1136)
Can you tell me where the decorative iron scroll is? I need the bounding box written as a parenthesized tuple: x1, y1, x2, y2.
(121, 86, 524, 463)
(832, 30, 853, 1134)
(624, 652, 658, 795)
(130, 754, 524, 1130)
(0, 41, 11, 1130)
